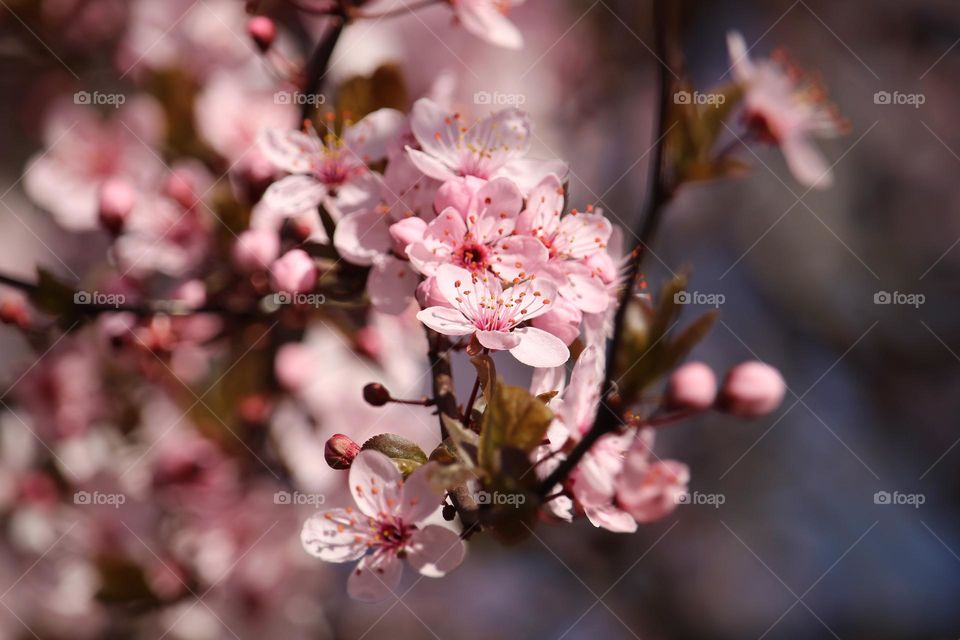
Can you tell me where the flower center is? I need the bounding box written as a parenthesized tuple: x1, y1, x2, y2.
(454, 242, 490, 272)
(374, 520, 411, 553)
(743, 110, 780, 144)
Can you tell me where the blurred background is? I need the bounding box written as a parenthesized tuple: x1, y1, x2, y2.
(0, 0, 959, 638)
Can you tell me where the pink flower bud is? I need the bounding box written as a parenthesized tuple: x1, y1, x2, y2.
(232, 229, 280, 273)
(0, 295, 30, 329)
(98, 178, 136, 234)
(269, 249, 317, 294)
(389, 217, 428, 253)
(325, 434, 361, 470)
(164, 169, 200, 210)
(718, 361, 786, 418)
(665, 362, 717, 411)
(275, 343, 312, 391)
(170, 279, 207, 309)
(247, 16, 277, 53)
(363, 383, 391, 407)
(416, 276, 448, 309)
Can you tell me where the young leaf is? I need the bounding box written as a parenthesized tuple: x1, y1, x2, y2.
(469, 353, 497, 402)
(478, 383, 553, 475)
(361, 433, 428, 476)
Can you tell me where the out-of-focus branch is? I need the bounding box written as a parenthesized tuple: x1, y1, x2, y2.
(426, 330, 480, 536)
(299, 9, 346, 122)
(537, 0, 677, 498)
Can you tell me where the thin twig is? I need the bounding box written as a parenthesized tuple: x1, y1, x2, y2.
(299, 13, 346, 122)
(537, 0, 676, 498)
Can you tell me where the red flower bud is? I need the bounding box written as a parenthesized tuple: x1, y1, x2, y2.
(363, 383, 392, 407)
(325, 434, 360, 470)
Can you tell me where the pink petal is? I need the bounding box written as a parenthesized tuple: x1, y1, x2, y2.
(263, 174, 327, 214)
(726, 31, 756, 84)
(333, 208, 392, 266)
(347, 551, 403, 602)
(416, 306, 476, 336)
(409, 98, 462, 168)
(617, 457, 689, 524)
(344, 108, 405, 163)
(349, 450, 404, 518)
(369, 257, 418, 315)
(498, 158, 569, 195)
(455, 0, 524, 49)
(476, 329, 521, 351)
(518, 173, 564, 236)
(301, 508, 370, 562)
(469, 177, 523, 243)
(555, 213, 612, 260)
(258, 128, 320, 174)
(399, 462, 447, 524)
(584, 504, 638, 533)
(559, 262, 614, 314)
(435, 264, 490, 309)
(406, 525, 466, 578)
(509, 327, 569, 367)
(491, 234, 551, 282)
(389, 217, 428, 253)
(781, 134, 833, 189)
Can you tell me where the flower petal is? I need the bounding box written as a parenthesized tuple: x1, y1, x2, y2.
(509, 327, 569, 367)
(584, 504, 638, 533)
(347, 550, 403, 602)
(781, 134, 833, 189)
(301, 508, 370, 562)
(349, 450, 404, 518)
(369, 257, 418, 315)
(517, 173, 564, 236)
(333, 208, 392, 266)
(498, 157, 569, 195)
(263, 174, 327, 214)
(416, 306, 476, 336)
(455, 0, 524, 49)
(406, 525, 466, 578)
(344, 108, 405, 163)
(490, 235, 549, 282)
(399, 462, 447, 525)
(476, 329, 521, 351)
(258, 128, 320, 174)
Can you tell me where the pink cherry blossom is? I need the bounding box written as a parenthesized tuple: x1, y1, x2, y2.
(451, 0, 526, 50)
(417, 265, 569, 367)
(727, 31, 847, 189)
(259, 108, 404, 217)
(23, 97, 165, 231)
(665, 361, 718, 411)
(519, 174, 615, 314)
(405, 98, 567, 194)
(403, 176, 548, 282)
(616, 429, 689, 523)
(301, 450, 464, 602)
(232, 228, 280, 274)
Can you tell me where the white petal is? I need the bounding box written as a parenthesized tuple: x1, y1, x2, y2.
(301, 509, 370, 562)
(584, 504, 638, 533)
(344, 108, 405, 162)
(406, 147, 458, 182)
(726, 31, 756, 84)
(509, 327, 569, 367)
(406, 525, 466, 578)
(498, 158, 569, 195)
(263, 174, 327, 214)
(258, 128, 320, 174)
(399, 463, 447, 524)
(781, 135, 833, 189)
(347, 551, 403, 602)
(416, 307, 476, 336)
(349, 450, 404, 518)
(455, 1, 524, 49)
(476, 329, 521, 351)
(333, 208, 392, 266)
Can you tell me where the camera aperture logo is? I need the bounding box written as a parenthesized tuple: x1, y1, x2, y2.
(274, 490, 326, 507)
(873, 91, 925, 109)
(674, 290, 725, 308)
(675, 491, 725, 508)
(873, 490, 924, 508)
(74, 490, 126, 508)
(74, 290, 126, 308)
(74, 91, 126, 108)
(473, 91, 526, 107)
(475, 490, 526, 507)
(674, 90, 726, 107)
(274, 91, 326, 106)
(873, 291, 924, 308)
(272, 291, 326, 307)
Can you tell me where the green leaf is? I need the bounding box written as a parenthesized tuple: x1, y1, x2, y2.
(478, 382, 553, 475)
(362, 433, 428, 476)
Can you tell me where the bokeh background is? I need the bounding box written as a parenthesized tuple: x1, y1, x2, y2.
(1, 0, 959, 638)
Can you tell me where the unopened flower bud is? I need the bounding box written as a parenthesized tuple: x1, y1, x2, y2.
(665, 362, 717, 411)
(717, 361, 786, 418)
(0, 296, 30, 329)
(325, 434, 360, 470)
(232, 229, 280, 273)
(416, 276, 447, 309)
(269, 249, 317, 294)
(389, 217, 427, 252)
(247, 16, 277, 53)
(363, 383, 391, 407)
(98, 178, 136, 234)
